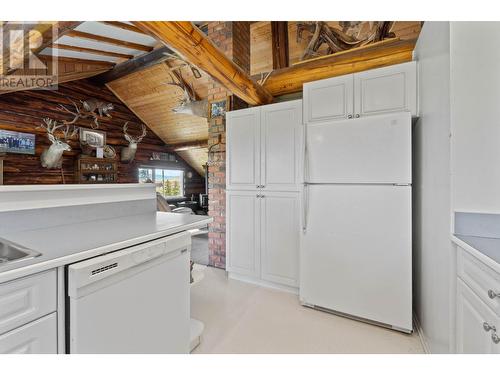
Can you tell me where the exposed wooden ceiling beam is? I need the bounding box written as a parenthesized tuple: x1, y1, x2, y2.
(100, 21, 148, 35)
(167, 140, 208, 152)
(93, 45, 174, 84)
(52, 43, 134, 60)
(66, 30, 153, 52)
(271, 21, 289, 69)
(261, 38, 416, 96)
(132, 21, 273, 106)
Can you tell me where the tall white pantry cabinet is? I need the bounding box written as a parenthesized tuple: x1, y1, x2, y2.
(226, 100, 302, 291)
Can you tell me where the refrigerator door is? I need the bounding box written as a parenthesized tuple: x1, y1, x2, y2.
(300, 184, 412, 331)
(305, 112, 411, 184)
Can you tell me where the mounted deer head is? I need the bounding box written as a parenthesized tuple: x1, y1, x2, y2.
(39, 118, 78, 169)
(121, 122, 147, 163)
(163, 67, 208, 119)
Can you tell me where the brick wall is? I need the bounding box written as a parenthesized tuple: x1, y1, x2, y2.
(206, 22, 250, 269)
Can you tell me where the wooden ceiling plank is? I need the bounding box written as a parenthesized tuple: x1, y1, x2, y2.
(94, 46, 174, 84)
(132, 21, 273, 106)
(167, 140, 209, 151)
(65, 30, 153, 52)
(100, 21, 148, 35)
(261, 38, 417, 96)
(52, 43, 134, 60)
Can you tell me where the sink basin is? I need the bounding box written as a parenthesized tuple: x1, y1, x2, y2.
(0, 238, 41, 266)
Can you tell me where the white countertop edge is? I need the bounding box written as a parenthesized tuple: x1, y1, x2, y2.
(0, 217, 212, 284)
(0, 183, 148, 192)
(450, 235, 500, 274)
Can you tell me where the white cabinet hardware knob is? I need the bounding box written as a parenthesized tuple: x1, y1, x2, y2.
(483, 322, 497, 332)
(355, 114, 360, 118)
(488, 290, 499, 299)
(492, 333, 500, 344)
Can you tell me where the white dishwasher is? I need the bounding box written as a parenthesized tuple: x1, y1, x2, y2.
(67, 232, 190, 354)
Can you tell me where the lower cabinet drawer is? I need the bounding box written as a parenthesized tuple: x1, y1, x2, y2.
(457, 248, 500, 316)
(0, 270, 57, 335)
(0, 313, 57, 354)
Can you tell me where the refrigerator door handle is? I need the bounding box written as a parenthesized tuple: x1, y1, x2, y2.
(302, 184, 309, 233)
(303, 124, 309, 183)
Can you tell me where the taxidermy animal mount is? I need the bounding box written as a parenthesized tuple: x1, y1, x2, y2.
(58, 98, 114, 129)
(38, 118, 78, 169)
(162, 55, 208, 119)
(121, 122, 147, 163)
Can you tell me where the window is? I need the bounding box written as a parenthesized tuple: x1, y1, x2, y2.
(138, 167, 184, 198)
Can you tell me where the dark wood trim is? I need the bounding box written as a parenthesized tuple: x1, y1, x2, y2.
(66, 30, 153, 52)
(271, 21, 289, 69)
(52, 44, 134, 60)
(93, 46, 173, 84)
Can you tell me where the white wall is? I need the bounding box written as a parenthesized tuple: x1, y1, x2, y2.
(451, 22, 500, 212)
(413, 21, 453, 353)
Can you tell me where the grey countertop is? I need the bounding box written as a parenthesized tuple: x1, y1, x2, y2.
(454, 234, 500, 265)
(0, 212, 212, 283)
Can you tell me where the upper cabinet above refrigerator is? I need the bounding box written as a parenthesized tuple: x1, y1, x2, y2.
(303, 61, 417, 124)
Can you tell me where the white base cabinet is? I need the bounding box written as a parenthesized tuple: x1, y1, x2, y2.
(455, 245, 500, 353)
(0, 313, 57, 354)
(227, 190, 300, 289)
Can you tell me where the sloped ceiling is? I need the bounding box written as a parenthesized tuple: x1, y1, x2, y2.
(106, 61, 210, 176)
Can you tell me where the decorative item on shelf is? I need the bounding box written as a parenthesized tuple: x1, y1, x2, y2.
(79, 128, 107, 156)
(121, 122, 147, 163)
(150, 151, 176, 162)
(75, 156, 118, 184)
(58, 98, 114, 129)
(103, 145, 116, 159)
(38, 118, 78, 170)
(208, 97, 230, 120)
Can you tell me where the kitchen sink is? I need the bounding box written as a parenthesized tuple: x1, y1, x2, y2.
(0, 238, 41, 266)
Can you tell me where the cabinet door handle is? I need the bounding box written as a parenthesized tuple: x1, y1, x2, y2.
(260, 195, 265, 198)
(355, 114, 360, 118)
(483, 322, 496, 332)
(492, 332, 500, 344)
(347, 114, 353, 119)
(488, 289, 499, 299)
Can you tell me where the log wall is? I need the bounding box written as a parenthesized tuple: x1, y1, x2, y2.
(0, 79, 205, 196)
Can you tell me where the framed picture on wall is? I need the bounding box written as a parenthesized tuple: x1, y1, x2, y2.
(208, 97, 230, 119)
(0, 129, 35, 155)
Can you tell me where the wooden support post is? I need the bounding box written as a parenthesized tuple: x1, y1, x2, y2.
(132, 21, 273, 106)
(271, 21, 289, 69)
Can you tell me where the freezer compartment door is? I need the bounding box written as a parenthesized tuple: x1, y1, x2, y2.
(306, 112, 411, 184)
(300, 184, 412, 331)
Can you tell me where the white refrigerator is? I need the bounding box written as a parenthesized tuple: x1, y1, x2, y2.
(300, 111, 412, 333)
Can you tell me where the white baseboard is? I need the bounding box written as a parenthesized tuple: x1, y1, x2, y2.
(413, 312, 431, 354)
(228, 272, 299, 295)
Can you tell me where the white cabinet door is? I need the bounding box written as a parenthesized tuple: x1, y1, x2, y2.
(0, 313, 57, 354)
(303, 74, 354, 124)
(354, 61, 417, 117)
(261, 100, 302, 191)
(260, 192, 300, 287)
(226, 107, 261, 190)
(456, 278, 500, 353)
(0, 270, 57, 335)
(226, 190, 260, 277)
